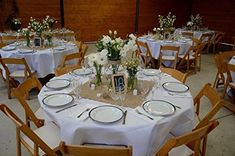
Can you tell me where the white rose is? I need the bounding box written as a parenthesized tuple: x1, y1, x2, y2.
(114, 30, 117, 35)
(153, 27, 157, 32)
(109, 30, 112, 34)
(100, 49, 108, 56)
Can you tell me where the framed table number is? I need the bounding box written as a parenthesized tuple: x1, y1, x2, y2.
(34, 37, 42, 47)
(112, 73, 127, 93)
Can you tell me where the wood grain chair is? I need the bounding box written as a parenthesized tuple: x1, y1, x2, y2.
(159, 45, 180, 69)
(55, 52, 83, 76)
(199, 33, 213, 53)
(193, 83, 223, 156)
(155, 120, 219, 156)
(59, 141, 132, 156)
(192, 38, 206, 71)
(1, 35, 17, 45)
(177, 42, 206, 73)
(136, 40, 156, 68)
(80, 42, 89, 64)
(212, 31, 224, 53)
(12, 76, 45, 128)
(160, 67, 188, 83)
(222, 63, 235, 112)
(0, 104, 60, 156)
(0, 58, 35, 99)
(213, 51, 235, 88)
(181, 31, 194, 39)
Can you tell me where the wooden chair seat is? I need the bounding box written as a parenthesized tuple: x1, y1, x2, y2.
(162, 55, 176, 60)
(169, 144, 194, 156)
(21, 122, 60, 156)
(35, 107, 46, 120)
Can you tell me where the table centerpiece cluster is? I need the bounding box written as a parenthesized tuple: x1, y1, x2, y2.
(18, 16, 57, 47)
(185, 14, 203, 31)
(87, 30, 138, 91)
(153, 12, 176, 40)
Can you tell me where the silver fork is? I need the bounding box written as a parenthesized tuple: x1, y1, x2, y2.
(167, 92, 188, 97)
(135, 109, 154, 120)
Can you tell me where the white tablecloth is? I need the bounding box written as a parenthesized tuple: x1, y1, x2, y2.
(0, 43, 78, 78)
(174, 28, 214, 40)
(37, 70, 194, 156)
(138, 37, 191, 60)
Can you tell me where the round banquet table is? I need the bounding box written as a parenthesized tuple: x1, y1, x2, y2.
(0, 42, 78, 78)
(37, 69, 195, 156)
(174, 28, 214, 40)
(138, 37, 192, 60)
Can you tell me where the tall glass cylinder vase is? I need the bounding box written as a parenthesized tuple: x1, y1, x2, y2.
(127, 70, 137, 91)
(107, 59, 121, 74)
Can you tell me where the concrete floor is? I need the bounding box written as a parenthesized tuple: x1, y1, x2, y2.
(0, 44, 235, 155)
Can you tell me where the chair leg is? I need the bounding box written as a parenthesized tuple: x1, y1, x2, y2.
(213, 73, 219, 88)
(201, 136, 208, 156)
(16, 128, 21, 156)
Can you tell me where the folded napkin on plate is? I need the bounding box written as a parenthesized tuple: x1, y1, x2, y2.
(134, 106, 163, 122)
(162, 91, 192, 98)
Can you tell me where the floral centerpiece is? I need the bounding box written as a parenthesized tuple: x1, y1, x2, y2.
(42, 29, 53, 46)
(96, 30, 137, 73)
(43, 16, 57, 29)
(87, 50, 108, 86)
(18, 28, 32, 47)
(28, 17, 49, 37)
(123, 58, 139, 90)
(96, 30, 137, 61)
(10, 18, 21, 31)
(186, 14, 203, 31)
(157, 12, 176, 34)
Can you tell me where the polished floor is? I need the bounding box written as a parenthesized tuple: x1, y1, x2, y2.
(0, 45, 235, 155)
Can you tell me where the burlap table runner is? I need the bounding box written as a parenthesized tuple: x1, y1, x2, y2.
(80, 80, 155, 108)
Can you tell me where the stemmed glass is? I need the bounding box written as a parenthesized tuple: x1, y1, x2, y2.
(72, 78, 81, 103)
(117, 86, 126, 108)
(138, 82, 150, 101)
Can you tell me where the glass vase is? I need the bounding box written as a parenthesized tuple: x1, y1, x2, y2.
(95, 73, 102, 86)
(128, 74, 137, 91)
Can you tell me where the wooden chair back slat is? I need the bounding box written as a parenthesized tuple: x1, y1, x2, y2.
(155, 120, 219, 156)
(159, 45, 180, 69)
(160, 67, 188, 83)
(59, 141, 132, 156)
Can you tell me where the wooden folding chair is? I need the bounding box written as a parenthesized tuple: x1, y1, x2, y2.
(213, 51, 235, 88)
(212, 31, 224, 53)
(155, 120, 219, 156)
(136, 40, 156, 68)
(160, 67, 188, 83)
(199, 33, 213, 53)
(0, 104, 60, 156)
(223, 63, 235, 102)
(1, 35, 17, 45)
(0, 58, 35, 99)
(193, 83, 223, 156)
(159, 45, 180, 69)
(12, 76, 45, 128)
(177, 42, 206, 73)
(181, 31, 194, 39)
(60, 141, 132, 156)
(55, 52, 83, 76)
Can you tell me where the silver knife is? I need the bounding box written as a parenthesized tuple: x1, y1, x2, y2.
(56, 104, 77, 113)
(122, 110, 127, 125)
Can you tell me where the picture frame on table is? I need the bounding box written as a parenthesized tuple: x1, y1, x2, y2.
(34, 37, 41, 47)
(111, 73, 127, 93)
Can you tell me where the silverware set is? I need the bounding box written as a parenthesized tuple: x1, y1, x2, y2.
(55, 104, 78, 113)
(135, 109, 154, 120)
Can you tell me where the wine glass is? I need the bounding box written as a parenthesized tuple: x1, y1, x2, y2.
(138, 82, 150, 101)
(72, 78, 81, 102)
(117, 86, 126, 108)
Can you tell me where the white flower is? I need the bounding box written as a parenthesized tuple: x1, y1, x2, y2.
(187, 21, 193, 26)
(109, 30, 112, 34)
(100, 49, 108, 56)
(101, 35, 111, 46)
(129, 33, 136, 40)
(114, 30, 117, 35)
(153, 27, 157, 32)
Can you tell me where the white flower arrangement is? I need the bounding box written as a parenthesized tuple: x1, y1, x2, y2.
(87, 50, 108, 67)
(96, 30, 137, 60)
(186, 14, 203, 30)
(158, 12, 176, 29)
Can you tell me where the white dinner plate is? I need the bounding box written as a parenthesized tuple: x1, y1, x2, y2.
(54, 46, 66, 50)
(45, 79, 70, 90)
(142, 100, 176, 116)
(18, 49, 34, 53)
(143, 69, 160, 76)
(2, 46, 16, 51)
(162, 82, 189, 93)
(42, 93, 74, 107)
(72, 68, 92, 76)
(89, 105, 124, 124)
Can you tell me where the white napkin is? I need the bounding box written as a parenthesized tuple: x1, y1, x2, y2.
(134, 106, 163, 122)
